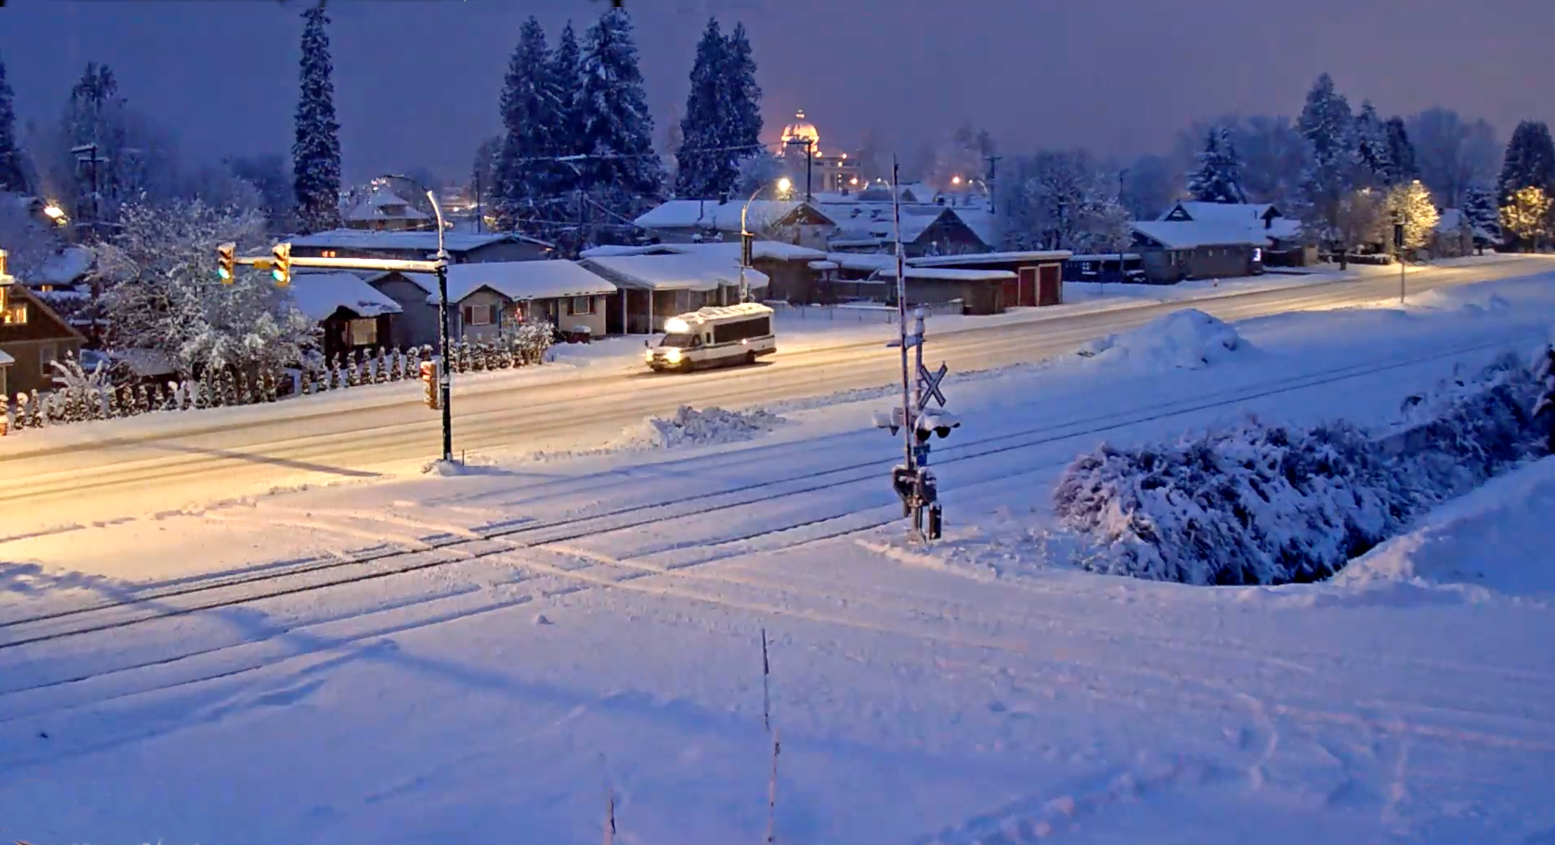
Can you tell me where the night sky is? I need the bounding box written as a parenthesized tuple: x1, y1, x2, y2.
(1, 0, 1548, 182)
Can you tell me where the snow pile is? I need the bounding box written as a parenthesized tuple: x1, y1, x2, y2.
(1406, 286, 1514, 315)
(1074, 309, 1247, 371)
(1053, 350, 1545, 586)
(1336, 456, 1555, 597)
(618, 405, 784, 449)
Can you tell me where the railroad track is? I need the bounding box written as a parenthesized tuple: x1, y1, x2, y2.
(0, 329, 1531, 664)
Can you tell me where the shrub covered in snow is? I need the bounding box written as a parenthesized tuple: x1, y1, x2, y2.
(1053, 350, 1545, 586)
(1075, 309, 1247, 371)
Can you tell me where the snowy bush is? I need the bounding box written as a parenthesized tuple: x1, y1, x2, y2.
(1053, 350, 1544, 586)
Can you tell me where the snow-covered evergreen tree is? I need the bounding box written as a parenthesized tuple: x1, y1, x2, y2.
(1186, 125, 1247, 204)
(93, 199, 316, 381)
(1383, 116, 1417, 186)
(1497, 120, 1555, 207)
(722, 22, 763, 186)
(0, 55, 25, 194)
(551, 22, 586, 159)
(1295, 73, 1357, 246)
(292, 4, 343, 234)
(1352, 101, 1393, 188)
(493, 17, 559, 232)
(578, 8, 663, 221)
(674, 18, 729, 199)
(1463, 182, 1501, 244)
(62, 63, 128, 223)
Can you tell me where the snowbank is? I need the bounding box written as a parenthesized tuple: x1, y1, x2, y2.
(1336, 455, 1555, 597)
(1053, 350, 1545, 586)
(1073, 309, 1248, 371)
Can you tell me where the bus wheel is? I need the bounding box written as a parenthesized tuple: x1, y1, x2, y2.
(746, 351, 758, 366)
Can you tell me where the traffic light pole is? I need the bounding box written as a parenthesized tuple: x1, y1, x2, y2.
(221, 188, 456, 464)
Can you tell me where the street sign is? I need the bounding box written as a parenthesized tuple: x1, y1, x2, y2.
(916, 361, 947, 411)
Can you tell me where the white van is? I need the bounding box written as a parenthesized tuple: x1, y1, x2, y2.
(644, 302, 777, 372)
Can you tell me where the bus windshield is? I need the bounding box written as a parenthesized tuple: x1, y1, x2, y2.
(659, 333, 696, 348)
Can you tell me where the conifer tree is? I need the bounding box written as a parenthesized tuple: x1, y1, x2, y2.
(578, 8, 663, 220)
(0, 54, 25, 193)
(293, 3, 343, 234)
(1186, 125, 1247, 204)
(494, 17, 558, 232)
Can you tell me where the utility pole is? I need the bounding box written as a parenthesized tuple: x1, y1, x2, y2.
(72, 142, 109, 348)
(984, 154, 1001, 215)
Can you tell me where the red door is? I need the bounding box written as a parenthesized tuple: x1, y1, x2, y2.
(1018, 267, 1038, 307)
(1000, 278, 1018, 311)
(1038, 264, 1062, 306)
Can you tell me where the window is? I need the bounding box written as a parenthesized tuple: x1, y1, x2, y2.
(2, 303, 26, 325)
(712, 316, 771, 345)
(348, 318, 378, 346)
(467, 305, 492, 326)
(39, 343, 57, 377)
(568, 296, 594, 316)
(321, 250, 338, 258)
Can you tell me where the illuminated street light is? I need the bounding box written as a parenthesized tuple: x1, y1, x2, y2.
(42, 203, 68, 226)
(776, 177, 793, 195)
(952, 175, 963, 186)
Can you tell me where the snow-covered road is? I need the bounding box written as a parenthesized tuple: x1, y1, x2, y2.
(4, 256, 1552, 533)
(2, 273, 1554, 844)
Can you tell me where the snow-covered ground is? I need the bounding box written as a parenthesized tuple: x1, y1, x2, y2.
(2, 273, 1554, 845)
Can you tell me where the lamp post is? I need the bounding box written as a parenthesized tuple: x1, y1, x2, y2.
(738, 178, 792, 304)
(426, 189, 453, 462)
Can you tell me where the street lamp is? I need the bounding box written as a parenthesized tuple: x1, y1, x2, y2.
(42, 203, 68, 227)
(738, 178, 792, 304)
(425, 189, 454, 463)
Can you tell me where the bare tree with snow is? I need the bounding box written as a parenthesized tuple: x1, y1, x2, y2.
(93, 199, 315, 381)
(999, 150, 1128, 253)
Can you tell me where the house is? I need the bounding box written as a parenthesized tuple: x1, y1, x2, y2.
(1063, 253, 1146, 284)
(907, 250, 1072, 310)
(362, 270, 442, 350)
(1156, 201, 1308, 266)
(287, 230, 553, 264)
(1130, 209, 1272, 283)
(633, 200, 840, 252)
(439, 260, 617, 343)
(287, 272, 403, 360)
(344, 190, 432, 231)
(580, 252, 770, 334)
(0, 281, 87, 397)
(581, 241, 826, 303)
(817, 200, 994, 257)
(1432, 208, 1489, 257)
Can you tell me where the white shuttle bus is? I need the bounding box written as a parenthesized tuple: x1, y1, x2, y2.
(644, 302, 777, 372)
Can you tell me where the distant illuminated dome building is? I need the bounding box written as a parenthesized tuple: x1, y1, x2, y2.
(777, 109, 861, 195)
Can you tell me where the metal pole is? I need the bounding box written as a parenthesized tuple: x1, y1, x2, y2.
(806, 141, 814, 204)
(892, 157, 914, 477)
(428, 190, 454, 463)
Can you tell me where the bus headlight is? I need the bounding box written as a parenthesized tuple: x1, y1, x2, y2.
(644, 348, 654, 362)
(665, 347, 682, 363)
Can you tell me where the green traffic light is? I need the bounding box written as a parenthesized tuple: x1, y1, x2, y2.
(217, 268, 231, 281)
(271, 268, 286, 283)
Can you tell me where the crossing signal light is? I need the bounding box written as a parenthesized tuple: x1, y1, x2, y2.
(271, 242, 291, 286)
(217, 242, 236, 283)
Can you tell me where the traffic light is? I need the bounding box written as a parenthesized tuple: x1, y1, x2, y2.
(271, 242, 292, 286)
(216, 242, 236, 283)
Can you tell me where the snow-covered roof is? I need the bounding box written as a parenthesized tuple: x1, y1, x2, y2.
(873, 267, 1017, 282)
(1159, 201, 1279, 224)
(109, 348, 176, 377)
(579, 241, 826, 262)
(950, 207, 997, 247)
(808, 260, 839, 271)
(286, 272, 404, 321)
(1436, 208, 1463, 232)
(909, 250, 1072, 268)
(38, 246, 92, 285)
(1069, 253, 1143, 261)
(1130, 220, 1266, 250)
(826, 252, 899, 273)
(438, 260, 616, 305)
(581, 253, 770, 293)
(288, 229, 553, 252)
(347, 190, 431, 222)
(633, 200, 834, 233)
(0, 349, 13, 367)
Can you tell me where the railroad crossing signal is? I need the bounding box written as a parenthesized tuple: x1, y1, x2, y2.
(420, 359, 441, 410)
(916, 361, 948, 411)
(270, 243, 292, 286)
(217, 242, 236, 283)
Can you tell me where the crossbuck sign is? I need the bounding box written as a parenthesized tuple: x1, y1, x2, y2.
(916, 362, 948, 411)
